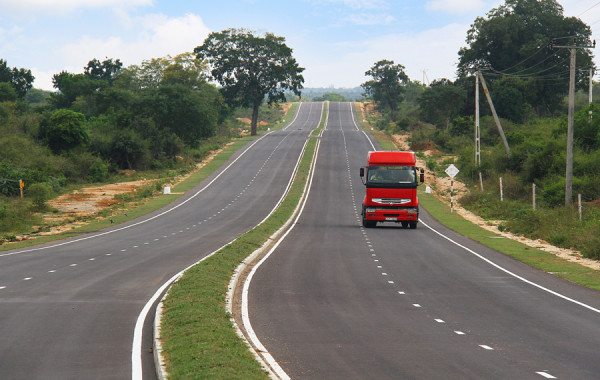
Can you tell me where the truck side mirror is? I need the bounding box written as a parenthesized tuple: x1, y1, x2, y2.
(420, 168, 424, 183)
(360, 167, 365, 177)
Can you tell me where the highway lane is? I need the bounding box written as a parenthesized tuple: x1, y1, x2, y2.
(0, 101, 323, 379)
(248, 102, 600, 379)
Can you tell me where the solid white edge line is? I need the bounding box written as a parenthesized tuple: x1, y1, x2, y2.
(420, 219, 600, 314)
(139, 102, 319, 380)
(1, 124, 286, 259)
(132, 103, 307, 379)
(349, 102, 377, 151)
(240, 105, 325, 380)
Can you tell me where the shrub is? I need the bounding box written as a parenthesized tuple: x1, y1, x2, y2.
(27, 182, 53, 210)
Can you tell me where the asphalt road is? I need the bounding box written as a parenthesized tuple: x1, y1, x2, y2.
(248, 102, 600, 379)
(0, 102, 323, 379)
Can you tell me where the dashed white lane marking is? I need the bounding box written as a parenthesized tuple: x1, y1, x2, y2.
(106, 253, 112, 256)
(89, 258, 96, 261)
(413, 304, 422, 308)
(0, 286, 6, 289)
(70, 264, 77, 267)
(398, 291, 405, 295)
(382, 273, 388, 276)
(536, 371, 557, 379)
(455, 331, 465, 335)
(479, 345, 494, 350)
(388, 281, 394, 284)
(435, 319, 445, 323)
(121, 249, 127, 252)
(48, 270, 56, 273)
(23, 277, 32, 281)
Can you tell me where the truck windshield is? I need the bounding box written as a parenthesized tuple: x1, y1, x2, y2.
(367, 166, 416, 185)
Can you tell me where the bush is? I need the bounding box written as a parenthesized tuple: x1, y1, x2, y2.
(26, 182, 53, 210)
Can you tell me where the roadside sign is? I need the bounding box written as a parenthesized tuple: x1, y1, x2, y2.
(445, 164, 459, 178)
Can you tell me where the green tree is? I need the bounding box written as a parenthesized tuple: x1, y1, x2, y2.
(418, 79, 467, 129)
(0, 59, 34, 98)
(195, 28, 304, 135)
(84, 58, 123, 83)
(0, 82, 17, 102)
(142, 82, 222, 146)
(42, 109, 89, 153)
(361, 59, 409, 117)
(458, 0, 593, 114)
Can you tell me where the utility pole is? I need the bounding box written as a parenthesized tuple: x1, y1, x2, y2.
(477, 71, 511, 157)
(552, 38, 595, 206)
(475, 72, 481, 166)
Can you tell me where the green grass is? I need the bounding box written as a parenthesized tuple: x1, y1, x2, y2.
(160, 102, 326, 378)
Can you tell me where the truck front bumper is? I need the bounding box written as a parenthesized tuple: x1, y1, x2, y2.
(363, 207, 418, 222)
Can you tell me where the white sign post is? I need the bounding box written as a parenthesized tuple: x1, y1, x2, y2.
(445, 164, 459, 213)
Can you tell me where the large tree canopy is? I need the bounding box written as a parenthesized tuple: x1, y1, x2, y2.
(361, 59, 409, 117)
(458, 0, 593, 114)
(195, 28, 304, 135)
(0, 59, 34, 98)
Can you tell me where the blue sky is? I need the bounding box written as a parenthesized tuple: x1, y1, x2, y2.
(1, 0, 599, 91)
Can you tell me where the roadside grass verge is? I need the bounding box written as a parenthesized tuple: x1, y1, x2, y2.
(160, 102, 326, 378)
(418, 192, 600, 290)
(353, 103, 600, 291)
(0, 103, 301, 252)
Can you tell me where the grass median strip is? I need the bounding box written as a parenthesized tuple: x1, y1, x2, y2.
(159, 103, 326, 378)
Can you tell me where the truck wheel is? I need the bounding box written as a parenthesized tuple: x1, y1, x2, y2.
(362, 216, 376, 228)
(409, 222, 417, 229)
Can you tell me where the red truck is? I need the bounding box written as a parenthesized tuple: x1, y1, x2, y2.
(359, 151, 424, 228)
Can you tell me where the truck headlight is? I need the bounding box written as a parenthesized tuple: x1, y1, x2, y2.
(366, 208, 376, 213)
(406, 208, 418, 214)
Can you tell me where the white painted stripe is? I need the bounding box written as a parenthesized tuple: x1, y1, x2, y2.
(420, 219, 600, 315)
(388, 281, 394, 284)
(435, 319, 445, 323)
(398, 291, 405, 295)
(241, 120, 323, 380)
(536, 371, 557, 379)
(48, 270, 56, 273)
(0, 286, 5, 289)
(479, 345, 494, 350)
(455, 331, 465, 335)
(1, 124, 279, 260)
(23, 277, 32, 281)
(413, 304, 421, 308)
(135, 102, 316, 380)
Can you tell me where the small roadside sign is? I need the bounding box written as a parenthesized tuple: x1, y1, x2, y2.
(444, 165, 459, 213)
(445, 164, 459, 178)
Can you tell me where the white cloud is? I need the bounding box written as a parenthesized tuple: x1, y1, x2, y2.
(426, 0, 486, 14)
(305, 0, 388, 10)
(344, 12, 395, 25)
(0, 0, 152, 16)
(301, 22, 468, 88)
(57, 13, 210, 71)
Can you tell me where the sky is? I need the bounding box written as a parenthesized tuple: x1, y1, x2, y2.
(2, 0, 600, 91)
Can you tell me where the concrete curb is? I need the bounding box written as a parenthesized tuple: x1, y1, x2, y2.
(151, 125, 325, 379)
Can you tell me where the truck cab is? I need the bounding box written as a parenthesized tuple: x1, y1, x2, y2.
(359, 151, 424, 228)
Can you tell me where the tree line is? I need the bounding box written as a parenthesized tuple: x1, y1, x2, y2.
(361, 0, 600, 258)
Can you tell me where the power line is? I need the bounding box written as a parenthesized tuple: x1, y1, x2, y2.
(578, 1, 600, 17)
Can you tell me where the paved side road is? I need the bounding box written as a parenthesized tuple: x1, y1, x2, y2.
(0, 102, 323, 380)
(248, 101, 600, 379)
